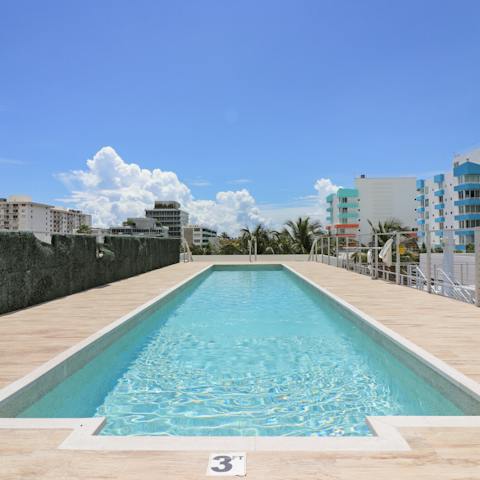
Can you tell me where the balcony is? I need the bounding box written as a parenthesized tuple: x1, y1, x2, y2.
(454, 183, 480, 192)
(434, 203, 445, 210)
(433, 173, 445, 184)
(338, 213, 358, 220)
(454, 213, 480, 222)
(455, 229, 475, 236)
(434, 189, 444, 197)
(454, 198, 480, 206)
(453, 160, 480, 177)
(434, 216, 445, 223)
(417, 219, 425, 225)
(415, 194, 425, 201)
(334, 223, 359, 229)
(336, 188, 358, 198)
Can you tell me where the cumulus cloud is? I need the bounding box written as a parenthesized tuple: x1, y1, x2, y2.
(56, 147, 342, 235)
(56, 147, 264, 235)
(313, 178, 341, 222)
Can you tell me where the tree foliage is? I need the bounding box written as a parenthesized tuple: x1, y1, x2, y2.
(202, 217, 325, 255)
(77, 224, 92, 234)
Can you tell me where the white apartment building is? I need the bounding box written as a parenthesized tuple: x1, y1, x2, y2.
(145, 201, 189, 238)
(416, 147, 480, 250)
(0, 195, 92, 236)
(50, 206, 92, 234)
(326, 176, 417, 241)
(183, 224, 218, 248)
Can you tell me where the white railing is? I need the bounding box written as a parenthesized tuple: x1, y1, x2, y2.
(181, 238, 193, 263)
(308, 237, 319, 262)
(248, 236, 258, 263)
(309, 229, 480, 307)
(434, 267, 475, 304)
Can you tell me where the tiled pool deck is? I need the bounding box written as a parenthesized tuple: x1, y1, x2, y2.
(1, 261, 480, 479)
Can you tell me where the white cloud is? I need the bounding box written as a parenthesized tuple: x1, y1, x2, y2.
(56, 146, 264, 235)
(313, 177, 341, 222)
(187, 190, 264, 234)
(0, 157, 26, 165)
(56, 147, 341, 235)
(228, 178, 252, 185)
(189, 179, 211, 187)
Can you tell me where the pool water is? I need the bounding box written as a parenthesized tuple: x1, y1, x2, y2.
(19, 266, 463, 436)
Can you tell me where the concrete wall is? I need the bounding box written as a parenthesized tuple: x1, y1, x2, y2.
(0, 232, 180, 314)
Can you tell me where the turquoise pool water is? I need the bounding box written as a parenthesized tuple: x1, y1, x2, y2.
(19, 265, 463, 436)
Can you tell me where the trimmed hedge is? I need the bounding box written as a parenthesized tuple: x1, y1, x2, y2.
(0, 232, 180, 314)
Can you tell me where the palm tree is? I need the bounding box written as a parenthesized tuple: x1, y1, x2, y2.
(218, 238, 244, 254)
(368, 218, 404, 233)
(368, 218, 410, 246)
(240, 226, 254, 252)
(270, 229, 294, 254)
(240, 224, 278, 254)
(283, 217, 324, 253)
(368, 218, 419, 262)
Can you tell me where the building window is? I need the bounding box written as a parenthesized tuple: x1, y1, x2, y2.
(458, 174, 480, 183)
(459, 189, 480, 199)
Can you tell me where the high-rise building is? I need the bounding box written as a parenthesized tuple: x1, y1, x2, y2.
(326, 176, 417, 241)
(183, 225, 218, 248)
(145, 201, 189, 238)
(0, 195, 92, 237)
(416, 148, 480, 250)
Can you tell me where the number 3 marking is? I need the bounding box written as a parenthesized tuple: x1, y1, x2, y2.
(211, 455, 233, 473)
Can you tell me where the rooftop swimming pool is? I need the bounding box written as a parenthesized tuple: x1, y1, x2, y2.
(8, 265, 476, 436)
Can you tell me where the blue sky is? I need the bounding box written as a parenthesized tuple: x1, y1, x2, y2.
(1, 0, 480, 231)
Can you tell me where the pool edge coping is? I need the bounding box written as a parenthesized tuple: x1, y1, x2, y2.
(0, 262, 479, 452)
(2, 415, 480, 452)
(283, 264, 480, 404)
(0, 264, 214, 409)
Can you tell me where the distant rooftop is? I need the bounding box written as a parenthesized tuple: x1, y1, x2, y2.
(7, 195, 33, 202)
(153, 200, 181, 209)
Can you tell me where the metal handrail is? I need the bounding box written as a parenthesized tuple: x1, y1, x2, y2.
(308, 237, 319, 261)
(310, 230, 479, 306)
(181, 238, 193, 263)
(248, 236, 257, 262)
(436, 268, 475, 303)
